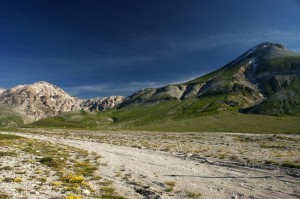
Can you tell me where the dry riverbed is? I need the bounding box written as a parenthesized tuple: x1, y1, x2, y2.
(0, 129, 299, 199)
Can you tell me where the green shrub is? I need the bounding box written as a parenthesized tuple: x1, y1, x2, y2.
(39, 156, 59, 167)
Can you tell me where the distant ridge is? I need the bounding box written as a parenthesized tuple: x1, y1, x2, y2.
(1, 42, 300, 128)
(0, 81, 125, 121)
(122, 42, 300, 115)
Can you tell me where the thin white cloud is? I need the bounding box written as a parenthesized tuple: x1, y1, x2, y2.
(65, 81, 167, 97)
(65, 83, 110, 96)
(165, 30, 300, 54)
(65, 29, 300, 98)
(65, 72, 207, 98)
(103, 56, 155, 65)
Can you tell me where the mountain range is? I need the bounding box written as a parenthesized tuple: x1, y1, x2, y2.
(0, 82, 125, 125)
(123, 42, 300, 115)
(0, 42, 299, 128)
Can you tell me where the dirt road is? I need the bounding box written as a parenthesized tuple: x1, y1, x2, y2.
(14, 132, 300, 199)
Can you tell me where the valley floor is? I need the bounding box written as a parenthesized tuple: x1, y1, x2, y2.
(1, 130, 299, 199)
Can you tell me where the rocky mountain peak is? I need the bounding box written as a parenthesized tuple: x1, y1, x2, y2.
(0, 81, 126, 121)
(0, 81, 81, 120)
(256, 42, 287, 50)
(228, 42, 298, 71)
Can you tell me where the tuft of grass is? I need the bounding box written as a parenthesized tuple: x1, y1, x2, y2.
(99, 195, 127, 199)
(230, 155, 239, 161)
(37, 177, 47, 183)
(65, 194, 82, 199)
(165, 187, 174, 192)
(186, 190, 202, 198)
(13, 178, 22, 183)
(0, 192, 9, 199)
(50, 181, 61, 186)
(219, 154, 226, 159)
(0, 166, 12, 170)
(0, 151, 17, 157)
(98, 182, 126, 199)
(98, 180, 112, 186)
(39, 156, 59, 167)
(60, 173, 84, 183)
(100, 187, 115, 194)
(74, 161, 98, 177)
(165, 181, 175, 187)
(281, 161, 300, 168)
(0, 134, 21, 140)
(34, 169, 43, 174)
(164, 180, 175, 192)
(259, 143, 286, 149)
(2, 177, 14, 183)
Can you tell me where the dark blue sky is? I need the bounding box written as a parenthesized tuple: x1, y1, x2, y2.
(1, 0, 300, 98)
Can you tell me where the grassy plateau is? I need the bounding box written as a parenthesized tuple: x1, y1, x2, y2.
(26, 98, 300, 134)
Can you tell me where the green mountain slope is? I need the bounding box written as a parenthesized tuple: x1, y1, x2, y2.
(28, 98, 300, 134)
(123, 42, 300, 115)
(242, 80, 300, 116)
(0, 105, 32, 127)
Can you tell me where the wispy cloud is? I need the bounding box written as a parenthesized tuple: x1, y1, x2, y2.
(164, 30, 300, 55)
(65, 81, 167, 98)
(65, 71, 206, 98)
(103, 56, 156, 65)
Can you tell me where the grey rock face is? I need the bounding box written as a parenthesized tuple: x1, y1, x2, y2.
(0, 81, 81, 120)
(81, 96, 125, 111)
(123, 85, 187, 105)
(181, 83, 203, 99)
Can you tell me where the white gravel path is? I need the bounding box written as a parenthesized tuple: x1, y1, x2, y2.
(10, 132, 300, 199)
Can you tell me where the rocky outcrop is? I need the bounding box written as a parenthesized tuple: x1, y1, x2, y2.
(123, 85, 187, 106)
(181, 83, 203, 99)
(0, 81, 81, 120)
(241, 80, 300, 115)
(81, 96, 125, 111)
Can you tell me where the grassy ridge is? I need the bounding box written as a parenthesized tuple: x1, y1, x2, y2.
(0, 105, 30, 128)
(27, 99, 300, 134)
(128, 113, 300, 134)
(30, 110, 112, 129)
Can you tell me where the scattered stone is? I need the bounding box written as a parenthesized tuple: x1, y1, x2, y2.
(30, 191, 39, 195)
(82, 189, 90, 195)
(134, 186, 159, 198)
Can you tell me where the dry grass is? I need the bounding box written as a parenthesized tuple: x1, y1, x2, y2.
(186, 190, 202, 198)
(0, 133, 126, 198)
(22, 129, 300, 168)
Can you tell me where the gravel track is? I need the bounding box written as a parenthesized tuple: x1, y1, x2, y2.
(12, 132, 300, 199)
